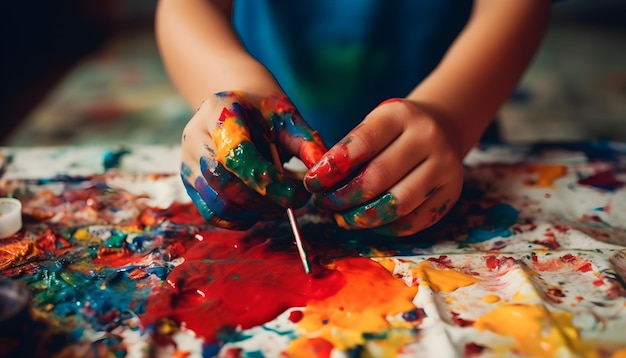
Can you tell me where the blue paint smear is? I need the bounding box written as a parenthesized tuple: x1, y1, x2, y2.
(466, 203, 519, 243)
(103, 148, 132, 171)
(243, 350, 267, 358)
(202, 344, 223, 358)
(25, 264, 148, 335)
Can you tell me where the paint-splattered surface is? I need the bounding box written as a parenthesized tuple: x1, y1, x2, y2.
(1, 143, 625, 358)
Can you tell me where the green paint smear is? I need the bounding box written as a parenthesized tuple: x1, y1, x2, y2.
(224, 141, 295, 207)
(104, 232, 126, 248)
(340, 192, 398, 228)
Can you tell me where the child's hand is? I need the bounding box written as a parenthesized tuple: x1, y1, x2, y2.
(304, 98, 464, 236)
(181, 91, 327, 230)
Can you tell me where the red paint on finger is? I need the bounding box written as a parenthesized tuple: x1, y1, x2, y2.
(299, 131, 327, 167)
(218, 107, 239, 126)
(305, 144, 358, 192)
(262, 94, 296, 114)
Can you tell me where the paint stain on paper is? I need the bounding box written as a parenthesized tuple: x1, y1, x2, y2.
(142, 230, 343, 343)
(465, 204, 519, 243)
(411, 261, 482, 293)
(530, 253, 593, 273)
(578, 170, 625, 192)
(474, 304, 590, 357)
(523, 165, 567, 187)
(142, 230, 418, 354)
(289, 257, 418, 353)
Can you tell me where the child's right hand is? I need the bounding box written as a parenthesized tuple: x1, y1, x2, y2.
(180, 91, 328, 230)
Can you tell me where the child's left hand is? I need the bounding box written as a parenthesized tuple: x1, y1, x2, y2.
(304, 98, 464, 236)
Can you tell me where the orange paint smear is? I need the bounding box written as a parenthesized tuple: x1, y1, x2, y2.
(523, 164, 567, 188)
(214, 108, 251, 163)
(288, 257, 418, 353)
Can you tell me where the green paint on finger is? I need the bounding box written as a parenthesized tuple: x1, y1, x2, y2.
(224, 141, 295, 207)
(335, 192, 399, 229)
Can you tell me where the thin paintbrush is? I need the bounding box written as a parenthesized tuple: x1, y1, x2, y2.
(269, 143, 312, 274)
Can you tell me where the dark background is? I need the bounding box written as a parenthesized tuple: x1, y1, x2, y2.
(0, 1, 157, 142)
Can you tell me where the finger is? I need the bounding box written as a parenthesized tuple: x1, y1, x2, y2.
(181, 109, 258, 223)
(312, 124, 435, 211)
(181, 165, 255, 230)
(260, 94, 328, 167)
(198, 156, 285, 217)
(303, 106, 404, 193)
(373, 188, 458, 237)
(212, 96, 301, 208)
(181, 179, 255, 230)
(332, 155, 462, 230)
(181, 160, 268, 229)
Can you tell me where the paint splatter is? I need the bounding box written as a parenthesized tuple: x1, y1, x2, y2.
(530, 253, 593, 273)
(523, 164, 567, 187)
(291, 257, 418, 352)
(411, 261, 482, 293)
(102, 148, 131, 171)
(142, 231, 420, 355)
(465, 204, 519, 243)
(578, 170, 625, 192)
(3, 143, 626, 356)
(142, 230, 346, 343)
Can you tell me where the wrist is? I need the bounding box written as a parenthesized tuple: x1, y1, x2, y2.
(181, 52, 282, 108)
(204, 57, 284, 105)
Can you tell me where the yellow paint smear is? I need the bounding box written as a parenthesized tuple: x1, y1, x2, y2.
(474, 303, 594, 357)
(288, 257, 417, 354)
(482, 294, 501, 303)
(213, 112, 250, 163)
(411, 261, 482, 293)
(376, 257, 397, 273)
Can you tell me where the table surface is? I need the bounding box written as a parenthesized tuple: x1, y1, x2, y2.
(1, 142, 625, 358)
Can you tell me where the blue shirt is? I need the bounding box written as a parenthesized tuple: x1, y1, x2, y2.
(234, 1, 473, 145)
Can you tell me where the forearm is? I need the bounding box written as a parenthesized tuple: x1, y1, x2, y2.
(407, 0, 551, 156)
(155, 0, 281, 107)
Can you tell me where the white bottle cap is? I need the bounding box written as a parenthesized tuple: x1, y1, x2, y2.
(0, 198, 22, 239)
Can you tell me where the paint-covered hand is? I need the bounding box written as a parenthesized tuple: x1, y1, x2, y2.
(304, 98, 464, 236)
(181, 91, 328, 230)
